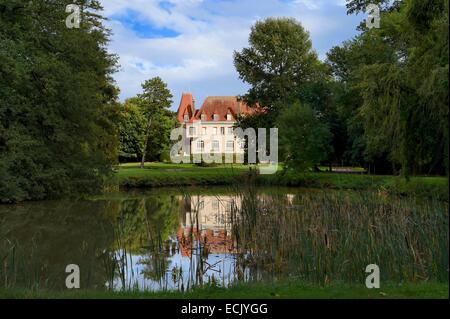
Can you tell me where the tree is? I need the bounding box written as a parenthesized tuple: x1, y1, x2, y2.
(137, 77, 173, 168)
(0, 0, 119, 202)
(118, 98, 146, 162)
(143, 109, 177, 162)
(276, 103, 331, 171)
(356, 0, 448, 177)
(326, 38, 390, 170)
(234, 17, 320, 115)
(345, 0, 401, 15)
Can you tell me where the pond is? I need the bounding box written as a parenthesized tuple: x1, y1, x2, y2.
(0, 186, 448, 292)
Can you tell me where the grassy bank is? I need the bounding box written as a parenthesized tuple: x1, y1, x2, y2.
(115, 162, 250, 187)
(1, 281, 447, 299)
(115, 163, 448, 200)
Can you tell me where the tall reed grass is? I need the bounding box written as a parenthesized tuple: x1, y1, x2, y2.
(230, 183, 448, 285)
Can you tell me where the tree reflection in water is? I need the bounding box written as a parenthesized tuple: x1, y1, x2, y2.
(1, 187, 448, 292)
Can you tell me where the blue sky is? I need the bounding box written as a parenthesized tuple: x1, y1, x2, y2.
(100, 0, 365, 110)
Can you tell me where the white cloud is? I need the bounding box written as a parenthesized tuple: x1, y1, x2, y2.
(100, 0, 360, 108)
(292, 0, 347, 10)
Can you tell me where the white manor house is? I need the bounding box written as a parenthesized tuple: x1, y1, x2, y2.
(176, 93, 257, 156)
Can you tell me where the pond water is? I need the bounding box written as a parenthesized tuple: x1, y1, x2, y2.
(0, 186, 448, 292)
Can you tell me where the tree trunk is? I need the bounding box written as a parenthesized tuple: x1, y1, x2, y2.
(140, 117, 152, 169)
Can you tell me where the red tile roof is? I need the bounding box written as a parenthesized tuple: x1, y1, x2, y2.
(177, 227, 235, 257)
(176, 93, 196, 123)
(177, 94, 260, 123)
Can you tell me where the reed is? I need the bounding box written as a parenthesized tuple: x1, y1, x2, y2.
(229, 186, 448, 285)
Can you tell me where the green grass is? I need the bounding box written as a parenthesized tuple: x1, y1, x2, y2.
(260, 170, 448, 199)
(114, 163, 448, 200)
(1, 281, 447, 299)
(115, 162, 251, 187)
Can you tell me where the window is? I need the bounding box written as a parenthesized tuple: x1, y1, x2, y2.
(238, 139, 245, 149)
(213, 127, 218, 135)
(212, 140, 220, 152)
(189, 126, 196, 136)
(184, 114, 189, 122)
(202, 127, 207, 135)
(226, 141, 234, 152)
(227, 127, 233, 135)
(220, 127, 225, 135)
(201, 114, 207, 121)
(197, 140, 205, 152)
(227, 113, 233, 121)
(212, 199, 219, 211)
(213, 114, 219, 121)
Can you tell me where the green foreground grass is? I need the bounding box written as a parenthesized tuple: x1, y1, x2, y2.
(115, 163, 448, 200)
(2, 281, 448, 299)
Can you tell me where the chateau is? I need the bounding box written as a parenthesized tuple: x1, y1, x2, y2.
(176, 93, 256, 155)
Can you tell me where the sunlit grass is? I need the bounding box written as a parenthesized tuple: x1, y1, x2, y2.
(114, 162, 448, 200)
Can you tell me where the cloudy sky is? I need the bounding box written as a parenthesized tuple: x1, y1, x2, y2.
(99, 0, 364, 110)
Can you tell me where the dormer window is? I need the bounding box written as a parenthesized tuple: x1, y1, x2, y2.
(213, 114, 219, 121)
(201, 114, 207, 121)
(184, 114, 189, 122)
(227, 113, 233, 121)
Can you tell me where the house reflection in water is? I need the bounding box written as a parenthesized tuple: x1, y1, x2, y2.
(177, 195, 241, 257)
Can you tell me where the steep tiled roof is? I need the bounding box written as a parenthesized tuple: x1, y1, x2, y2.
(177, 95, 259, 123)
(176, 93, 196, 123)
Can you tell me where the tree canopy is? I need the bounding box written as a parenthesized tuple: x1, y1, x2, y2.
(328, 0, 449, 176)
(234, 17, 320, 113)
(136, 77, 173, 167)
(0, 0, 119, 202)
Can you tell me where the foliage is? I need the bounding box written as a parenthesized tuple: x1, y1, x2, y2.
(357, 0, 448, 177)
(116, 163, 449, 201)
(137, 77, 173, 167)
(328, 0, 449, 176)
(234, 17, 337, 169)
(276, 103, 331, 171)
(345, 0, 401, 15)
(234, 17, 320, 113)
(0, 0, 119, 202)
(117, 86, 176, 163)
(144, 109, 177, 162)
(118, 98, 146, 161)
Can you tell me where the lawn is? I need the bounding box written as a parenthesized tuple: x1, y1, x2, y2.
(114, 162, 448, 200)
(1, 281, 447, 299)
(115, 162, 252, 187)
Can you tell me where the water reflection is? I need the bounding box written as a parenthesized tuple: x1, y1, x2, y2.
(0, 187, 448, 292)
(113, 194, 243, 291)
(178, 195, 237, 256)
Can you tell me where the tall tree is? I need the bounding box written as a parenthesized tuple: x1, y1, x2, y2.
(143, 109, 177, 163)
(118, 98, 146, 162)
(357, 0, 448, 177)
(138, 77, 173, 168)
(0, 0, 119, 202)
(332, 0, 449, 176)
(234, 17, 320, 115)
(277, 102, 331, 171)
(234, 18, 339, 169)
